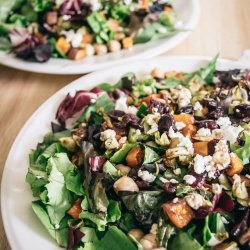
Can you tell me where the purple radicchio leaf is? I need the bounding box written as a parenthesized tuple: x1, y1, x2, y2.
(56, 88, 103, 125)
(33, 44, 53, 62)
(89, 156, 106, 172)
(67, 227, 85, 250)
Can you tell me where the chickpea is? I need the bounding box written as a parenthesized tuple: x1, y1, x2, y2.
(151, 68, 165, 79)
(59, 137, 76, 152)
(116, 164, 131, 175)
(128, 229, 144, 241)
(108, 40, 121, 52)
(94, 44, 108, 55)
(85, 44, 95, 56)
(140, 234, 157, 250)
(113, 176, 139, 194)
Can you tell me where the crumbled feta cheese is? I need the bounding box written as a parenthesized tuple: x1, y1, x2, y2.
(185, 193, 204, 210)
(175, 122, 186, 130)
(100, 129, 116, 141)
(177, 136, 194, 155)
(61, 29, 83, 48)
(168, 126, 183, 139)
(173, 168, 181, 175)
(172, 85, 192, 108)
(119, 136, 127, 145)
(183, 175, 196, 185)
(115, 96, 138, 115)
(217, 117, 231, 127)
(246, 174, 250, 179)
(159, 177, 169, 183)
(211, 140, 230, 170)
(169, 179, 179, 184)
(195, 128, 212, 137)
(138, 170, 156, 183)
(105, 137, 119, 150)
(216, 117, 244, 144)
(193, 101, 203, 111)
(212, 183, 222, 194)
(193, 154, 206, 174)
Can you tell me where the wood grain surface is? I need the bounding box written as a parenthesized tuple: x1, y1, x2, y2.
(1, 0, 250, 249)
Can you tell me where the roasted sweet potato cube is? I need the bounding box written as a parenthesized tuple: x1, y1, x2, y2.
(162, 199, 195, 228)
(56, 37, 71, 54)
(173, 114, 194, 126)
(67, 199, 82, 219)
(126, 146, 144, 168)
(193, 141, 209, 156)
(227, 153, 243, 176)
(139, 94, 162, 106)
(182, 124, 197, 139)
(122, 37, 133, 49)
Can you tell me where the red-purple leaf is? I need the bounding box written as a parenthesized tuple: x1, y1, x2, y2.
(89, 156, 106, 172)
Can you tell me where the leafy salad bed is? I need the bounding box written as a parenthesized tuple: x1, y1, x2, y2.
(26, 57, 250, 250)
(0, 0, 179, 62)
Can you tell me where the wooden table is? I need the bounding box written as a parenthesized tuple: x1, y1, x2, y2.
(1, 0, 250, 249)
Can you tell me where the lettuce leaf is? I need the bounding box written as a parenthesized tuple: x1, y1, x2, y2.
(143, 146, 160, 164)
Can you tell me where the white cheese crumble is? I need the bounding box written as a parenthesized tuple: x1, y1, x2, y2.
(172, 85, 192, 108)
(159, 177, 169, 183)
(183, 175, 196, 185)
(138, 170, 156, 183)
(193, 154, 206, 174)
(61, 30, 83, 48)
(173, 197, 179, 203)
(100, 129, 119, 150)
(177, 136, 194, 155)
(216, 117, 244, 144)
(175, 121, 186, 130)
(195, 128, 212, 137)
(115, 96, 138, 115)
(168, 126, 183, 139)
(185, 193, 204, 210)
(100, 129, 116, 141)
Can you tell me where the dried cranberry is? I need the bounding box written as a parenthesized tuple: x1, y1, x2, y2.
(214, 69, 240, 89)
(207, 107, 224, 119)
(116, 113, 141, 129)
(195, 120, 218, 130)
(163, 182, 177, 194)
(147, 98, 169, 114)
(196, 206, 211, 219)
(158, 114, 175, 133)
(233, 104, 250, 118)
(177, 105, 194, 114)
(201, 98, 217, 110)
(108, 110, 126, 121)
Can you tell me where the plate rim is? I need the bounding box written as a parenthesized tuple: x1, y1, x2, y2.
(0, 0, 200, 75)
(1, 55, 248, 250)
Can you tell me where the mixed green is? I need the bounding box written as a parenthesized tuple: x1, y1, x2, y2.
(26, 57, 250, 249)
(0, 0, 179, 62)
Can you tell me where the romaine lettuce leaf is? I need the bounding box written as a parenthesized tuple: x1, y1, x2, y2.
(143, 146, 160, 164)
(233, 131, 250, 164)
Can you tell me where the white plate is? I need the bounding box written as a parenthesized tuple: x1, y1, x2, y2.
(1, 56, 248, 250)
(0, 0, 200, 74)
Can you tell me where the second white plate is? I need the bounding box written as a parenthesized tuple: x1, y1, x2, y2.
(0, 0, 200, 74)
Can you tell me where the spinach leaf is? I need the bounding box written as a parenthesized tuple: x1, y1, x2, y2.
(121, 191, 165, 229)
(65, 170, 85, 196)
(233, 131, 250, 164)
(107, 200, 121, 223)
(196, 54, 219, 83)
(118, 212, 137, 232)
(143, 146, 160, 164)
(168, 231, 203, 250)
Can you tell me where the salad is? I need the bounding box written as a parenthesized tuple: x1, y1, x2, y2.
(0, 0, 179, 62)
(26, 57, 250, 250)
